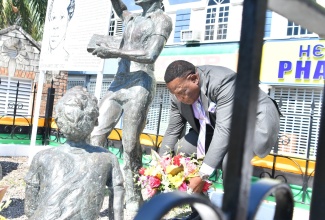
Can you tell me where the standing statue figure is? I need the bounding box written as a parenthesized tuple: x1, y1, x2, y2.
(88, 0, 172, 211)
(24, 86, 125, 220)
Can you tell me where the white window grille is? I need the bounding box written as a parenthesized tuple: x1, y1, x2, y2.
(88, 78, 112, 99)
(273, 87, 322, 159)
(143, 84, 191, 135)
(287, 20, 313, 37)
(205, 0, 230, 41)
(144, 84, 171, 135)
(109, 10, 123, 37)
(67, 79, 86, 90)
(0, 77, 33, 116)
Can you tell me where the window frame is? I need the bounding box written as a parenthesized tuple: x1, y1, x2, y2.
(108, 10, 123, 37)
(204, 0, 231, 42)
(287, 20, 314, 37)
(0, 76, 33, 116)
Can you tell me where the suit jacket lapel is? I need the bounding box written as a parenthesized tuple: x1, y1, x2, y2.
(198, 69, 210, 121)
(181, 102, 200, 132)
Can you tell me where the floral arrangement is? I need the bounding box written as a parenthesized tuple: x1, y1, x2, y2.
(136, 150, 212, 200)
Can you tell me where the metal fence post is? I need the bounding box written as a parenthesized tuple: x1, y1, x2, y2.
(301, 100, 315, 203)
(156, 93, 163, 148)
(11, 81, 20, 138)
(43, 80, 55, 145)
(310, 93, 325, 218)
(222, 0, 267, 219)
(29, 83, 37, 138)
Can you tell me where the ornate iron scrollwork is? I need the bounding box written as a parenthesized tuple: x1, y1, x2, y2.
(248, 179, 294, 220)
(134, 179, 294, 220)
(134, 191, 225, 220)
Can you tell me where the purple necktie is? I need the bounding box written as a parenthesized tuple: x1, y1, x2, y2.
(193, 99, 209, 158)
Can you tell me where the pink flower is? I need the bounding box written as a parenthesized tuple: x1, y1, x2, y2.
(161, 156, 171, 170)
(146, 185, 157, 198)
(139, 167, 146, 175)
(148, 176, 161, 188)
(186, 163, 197, 174)
(178, 182, 188, 191)
(173, 155, 182, 166)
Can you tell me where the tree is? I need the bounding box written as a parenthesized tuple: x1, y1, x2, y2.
(0, 0, 47, 41)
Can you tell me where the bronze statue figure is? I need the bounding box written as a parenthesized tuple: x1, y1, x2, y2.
(24, 86, 125, 220)
(88, 0, 172, 212)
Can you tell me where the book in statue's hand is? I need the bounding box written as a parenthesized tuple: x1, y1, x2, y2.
(87, 34, 106, 53)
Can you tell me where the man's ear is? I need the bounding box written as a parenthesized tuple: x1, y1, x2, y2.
(187, 73, 199, 84)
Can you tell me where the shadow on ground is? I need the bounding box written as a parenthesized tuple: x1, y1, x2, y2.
(0, 161, 19, 178)
(0, 198, 25, 218)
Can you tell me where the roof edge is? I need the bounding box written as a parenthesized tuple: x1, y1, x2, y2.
(0, 25, 41, 50)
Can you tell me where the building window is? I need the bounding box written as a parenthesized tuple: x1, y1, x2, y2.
(287, 21, 312, 37)
(88, 79, 112, 99)
(108, 10, 123, 37)
(0, 77, 33, 116)
(205, 0, 230, 41)
(67, 78, 86, 90)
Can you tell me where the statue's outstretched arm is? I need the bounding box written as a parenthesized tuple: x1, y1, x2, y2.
(111, 0, 129, 19)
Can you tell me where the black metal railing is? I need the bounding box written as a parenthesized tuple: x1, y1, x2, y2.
(0, 79, 63, 145)
(0, 80, 40, 142)
(252, 99, 317, 204)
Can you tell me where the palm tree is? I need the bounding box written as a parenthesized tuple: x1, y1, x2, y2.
(0, 0, 47, 41)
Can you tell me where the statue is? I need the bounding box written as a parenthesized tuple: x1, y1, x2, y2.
(24, 86, 125, 220)
(88, 0, 173, 212)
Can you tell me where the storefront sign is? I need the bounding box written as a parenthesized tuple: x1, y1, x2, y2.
(260, 40, 325, 85)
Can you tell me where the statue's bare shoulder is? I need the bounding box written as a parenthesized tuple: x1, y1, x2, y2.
(149, 10, 173, 40)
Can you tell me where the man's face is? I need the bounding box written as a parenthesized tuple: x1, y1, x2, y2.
(166, 72, 200, 105)
(49, 0, 70, 50)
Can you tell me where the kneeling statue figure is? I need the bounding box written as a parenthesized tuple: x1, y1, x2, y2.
(24, 86, 125, 220)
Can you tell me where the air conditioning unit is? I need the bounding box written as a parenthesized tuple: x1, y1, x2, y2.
(180, 29, 201, 42)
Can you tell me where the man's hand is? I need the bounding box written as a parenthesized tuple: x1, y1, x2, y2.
(188, 176, 205, 194)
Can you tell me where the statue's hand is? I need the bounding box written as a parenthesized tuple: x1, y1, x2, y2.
(92, 46, 112, 58)
(95, 40, 109, 47)
(92, 42, 119, 58)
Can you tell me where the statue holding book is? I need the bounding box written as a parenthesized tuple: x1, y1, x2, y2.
(88, 0, 172, 212)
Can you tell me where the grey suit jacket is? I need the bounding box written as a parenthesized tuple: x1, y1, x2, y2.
(160, 65, 280, 170)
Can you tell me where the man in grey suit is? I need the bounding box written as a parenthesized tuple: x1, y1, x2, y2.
(159, 60, 281, 194)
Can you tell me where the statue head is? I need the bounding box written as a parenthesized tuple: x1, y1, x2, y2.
(54, 86, 99, 142)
